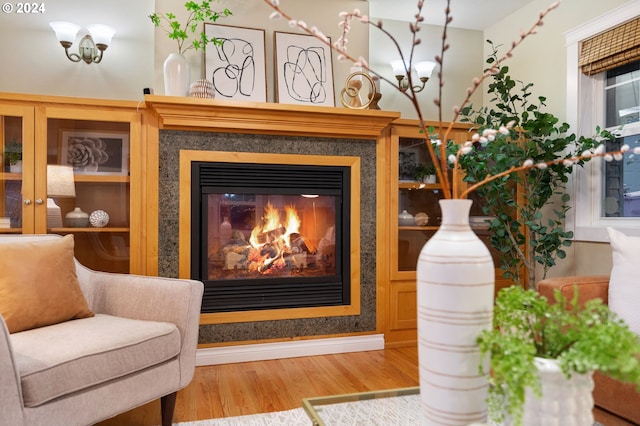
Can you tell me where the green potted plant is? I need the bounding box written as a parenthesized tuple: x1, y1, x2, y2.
(477, 285, 640, 425)
(149, 1, 232, 96)
(413, 163, 437, 183)
(454, 41, 614, 290)
(4, 141, 22, 172)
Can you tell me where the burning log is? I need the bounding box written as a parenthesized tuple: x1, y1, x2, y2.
(290, 233, 316, 254)
(253, 225, 286, 245)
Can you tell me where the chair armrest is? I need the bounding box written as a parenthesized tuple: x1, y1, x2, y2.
(537, 275, 610, 308)
(81, 266, 204, 387)
(0, 316, 26, 425)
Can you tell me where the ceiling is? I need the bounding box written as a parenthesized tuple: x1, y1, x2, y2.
(369, 0, 536, 31)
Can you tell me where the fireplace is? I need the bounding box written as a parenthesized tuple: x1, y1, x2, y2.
(190, 160, 351, 313)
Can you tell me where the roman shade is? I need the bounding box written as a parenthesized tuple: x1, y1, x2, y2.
(579, 17, 640, 75)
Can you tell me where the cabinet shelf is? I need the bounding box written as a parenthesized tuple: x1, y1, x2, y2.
(399, 225, 439, 231)
(1, 172, 23, 181)
(399, 182, 441, 190)
(49, 227, 129, 233)
(73, 175, 130, 183)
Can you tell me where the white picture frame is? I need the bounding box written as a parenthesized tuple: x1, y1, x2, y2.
(59, 130, 129, 176)
(204, 24, 267, 102)
(274, 31, 335, 107)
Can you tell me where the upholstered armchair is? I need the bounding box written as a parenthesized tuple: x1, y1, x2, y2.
(0, 234, 204, 426)
(538, 275, 640, 425)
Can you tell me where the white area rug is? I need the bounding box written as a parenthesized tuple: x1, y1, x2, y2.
(174, 408, 309, 426)
(175, 394, 420, 425)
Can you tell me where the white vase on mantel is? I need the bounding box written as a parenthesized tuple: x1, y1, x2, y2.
(416, 198, 495, 426)
(512, 357, 594, 426)
(163, 53, 190, 97)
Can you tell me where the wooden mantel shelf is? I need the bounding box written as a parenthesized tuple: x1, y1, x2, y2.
(144, 95, 400, 139)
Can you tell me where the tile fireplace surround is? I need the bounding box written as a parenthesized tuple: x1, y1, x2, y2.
(145, 96, 399, 346)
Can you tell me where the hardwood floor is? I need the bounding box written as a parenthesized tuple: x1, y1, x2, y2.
(97, 346, 636, 426)
(97, 347, 420, 425)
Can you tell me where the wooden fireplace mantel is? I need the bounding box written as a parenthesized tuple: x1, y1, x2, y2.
(144, 95, 400, 138)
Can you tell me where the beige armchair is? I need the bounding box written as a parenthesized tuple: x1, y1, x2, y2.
(0, 234, 204, 426)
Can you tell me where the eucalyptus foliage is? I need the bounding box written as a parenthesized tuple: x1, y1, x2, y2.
(149, 1, 232, 55)
(455, 41, 613, 289)
(478, 286, 640, 425)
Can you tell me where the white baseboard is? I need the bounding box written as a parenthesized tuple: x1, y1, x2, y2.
(196, 334, 385, 366)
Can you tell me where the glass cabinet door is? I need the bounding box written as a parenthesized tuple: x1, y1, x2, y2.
(396, 136, 445, 272)
(0, 106, 34, 234)
(44, 116, 131, 273)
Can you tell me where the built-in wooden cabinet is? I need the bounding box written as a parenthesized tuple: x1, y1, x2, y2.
(2, 92, 517, 347)
(0, 93, 143, 273)
(379, 119, 515, 347)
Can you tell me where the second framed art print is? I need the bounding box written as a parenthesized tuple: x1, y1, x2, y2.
(204, 24, 267, 102)
(274, 31, 335, 107)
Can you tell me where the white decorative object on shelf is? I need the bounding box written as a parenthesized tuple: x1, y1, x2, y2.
(189, 79, 215, 98)
(65, 207, 89, 227)
(414, 212, 429, 226)
(398, 209, 415, 226)
(163, 53, 190, 96)
(89, 210, 109, 228)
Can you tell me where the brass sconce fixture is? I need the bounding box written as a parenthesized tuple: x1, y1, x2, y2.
(390, 60, 436, 93)
(50, 21, 116, 64)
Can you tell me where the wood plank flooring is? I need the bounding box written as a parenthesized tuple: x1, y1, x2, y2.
(96, 346, 635, 426)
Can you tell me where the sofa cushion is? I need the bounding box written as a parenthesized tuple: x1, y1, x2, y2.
(10, 314, 181, 407)
(607, 227, 640, 336)
(0, 234, 94, 333)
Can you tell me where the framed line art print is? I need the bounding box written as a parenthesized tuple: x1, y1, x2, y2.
(274, 31, 335, 107)
(59, 130, 129, 176)
(204, 24, 267, 102)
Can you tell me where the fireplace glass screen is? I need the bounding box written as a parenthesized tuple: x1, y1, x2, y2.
(191, 162, 350, 313)
(206, 193, 337, 279)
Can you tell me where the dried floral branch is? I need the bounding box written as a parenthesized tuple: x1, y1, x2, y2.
(263, 0, 634, 202)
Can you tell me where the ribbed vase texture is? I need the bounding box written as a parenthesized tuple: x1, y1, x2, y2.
(514, 358, 594, 426)
(416, 199, 494, 426)
(163, 53, 191, 97)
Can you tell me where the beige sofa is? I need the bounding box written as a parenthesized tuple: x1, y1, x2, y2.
(0, 234, 204, 426)
(538, 275, 640, 425)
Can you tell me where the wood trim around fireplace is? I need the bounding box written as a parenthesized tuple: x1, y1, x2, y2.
(179, 149, 362, 325)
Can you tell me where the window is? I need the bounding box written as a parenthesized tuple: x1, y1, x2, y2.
(603, 62, 640, 218)
(565, 2, 640, 241)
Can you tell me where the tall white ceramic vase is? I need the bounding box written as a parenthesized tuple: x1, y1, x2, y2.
(416, 199, 495, 426)
(516, 358, 594, 426)
(163, 53, 190, 96)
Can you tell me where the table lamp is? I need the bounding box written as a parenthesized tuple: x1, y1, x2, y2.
(47, 165, 76, 228)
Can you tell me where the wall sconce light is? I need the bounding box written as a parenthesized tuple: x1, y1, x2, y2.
(390, 60, 437, 93)
(50, 21, 116, 64)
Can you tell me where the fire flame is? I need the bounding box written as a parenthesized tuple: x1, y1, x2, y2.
(248, 202, 306, 273)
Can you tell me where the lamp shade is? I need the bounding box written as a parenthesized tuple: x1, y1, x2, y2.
(390, 60, 408, 77)
(87, 24, 116, 46)
(415, 61, 437, 79)
(50, 21, 81, 44)
(47, 165, 76, 198)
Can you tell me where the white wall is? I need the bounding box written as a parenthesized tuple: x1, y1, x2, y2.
(367, 18, 484, 121)
(484, 0, 631, 278)
(0, 0, 481, 114)
(153, 0, 369, 104)
(0, 0, 154, 101)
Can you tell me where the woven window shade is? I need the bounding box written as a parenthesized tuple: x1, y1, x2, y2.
(579, 17, 640, 76)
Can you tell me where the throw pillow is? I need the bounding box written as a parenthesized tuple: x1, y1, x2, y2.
(607, 227, 640, 336)
(0, 235, 94, 333)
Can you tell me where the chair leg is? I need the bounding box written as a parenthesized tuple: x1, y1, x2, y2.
(161, 392, 177, 426)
